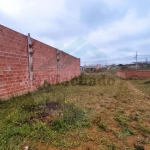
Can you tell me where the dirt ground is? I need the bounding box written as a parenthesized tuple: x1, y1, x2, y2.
(34, 79, 150, 150)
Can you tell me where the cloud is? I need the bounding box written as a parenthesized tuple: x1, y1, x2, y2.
(89, 9, 150, 43)
(87, 8, 150, 58)
(0, 0, 150, 63)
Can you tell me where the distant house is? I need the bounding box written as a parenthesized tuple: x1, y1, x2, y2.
(107, 64, 117, 71)
(116, 64, 128, 70)
(132, 62, 149, 68)
(125, 63, 137, 69)
(125, 62, 149, 69)
(101, 65, 107, 69)
(117, 61, 150, 70)
(84, 64, 100, 72)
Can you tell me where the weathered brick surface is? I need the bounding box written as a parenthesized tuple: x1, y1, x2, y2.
(0, 25, 80, 99)
(117, 70, 150, 79)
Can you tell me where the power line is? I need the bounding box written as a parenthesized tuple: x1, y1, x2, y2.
(138, 55, 150, 57)
(135, 51, 138, 70)
(81, 56, 150, 67)
(81, 56, 135, 63)
(81, 55, 150, 63)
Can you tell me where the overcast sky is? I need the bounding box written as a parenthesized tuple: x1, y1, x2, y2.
(0, 0, 150, 64)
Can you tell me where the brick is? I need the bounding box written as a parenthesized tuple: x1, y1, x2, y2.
(117, 70, 150, 79)
(0, 24, 80, 98)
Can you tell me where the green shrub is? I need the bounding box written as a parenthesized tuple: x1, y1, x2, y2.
(50, 103, 86, 132)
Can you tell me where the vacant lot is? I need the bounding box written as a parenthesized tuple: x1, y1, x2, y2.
(0, 75, 150, 150)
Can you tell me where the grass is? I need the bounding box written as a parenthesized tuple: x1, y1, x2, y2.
(0, 74, 150, 149)
(131, 79, 150, 96)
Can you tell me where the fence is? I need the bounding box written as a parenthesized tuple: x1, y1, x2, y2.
(0, 25, 80, 99)
(80, 56, 150, 78)
(117, 70, 150, 79)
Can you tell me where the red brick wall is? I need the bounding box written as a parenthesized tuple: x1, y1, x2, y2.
(117, 70, 150, 79)
(0, 25, 80, 99)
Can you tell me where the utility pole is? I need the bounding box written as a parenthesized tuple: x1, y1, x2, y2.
(146, 58, 148, 64)
(135, 51, 138, 70)
(84, 62, 86, 73)
(146, 58, 148, 69)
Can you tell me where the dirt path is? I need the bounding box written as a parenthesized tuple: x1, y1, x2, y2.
(126, 81, 145, 96)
